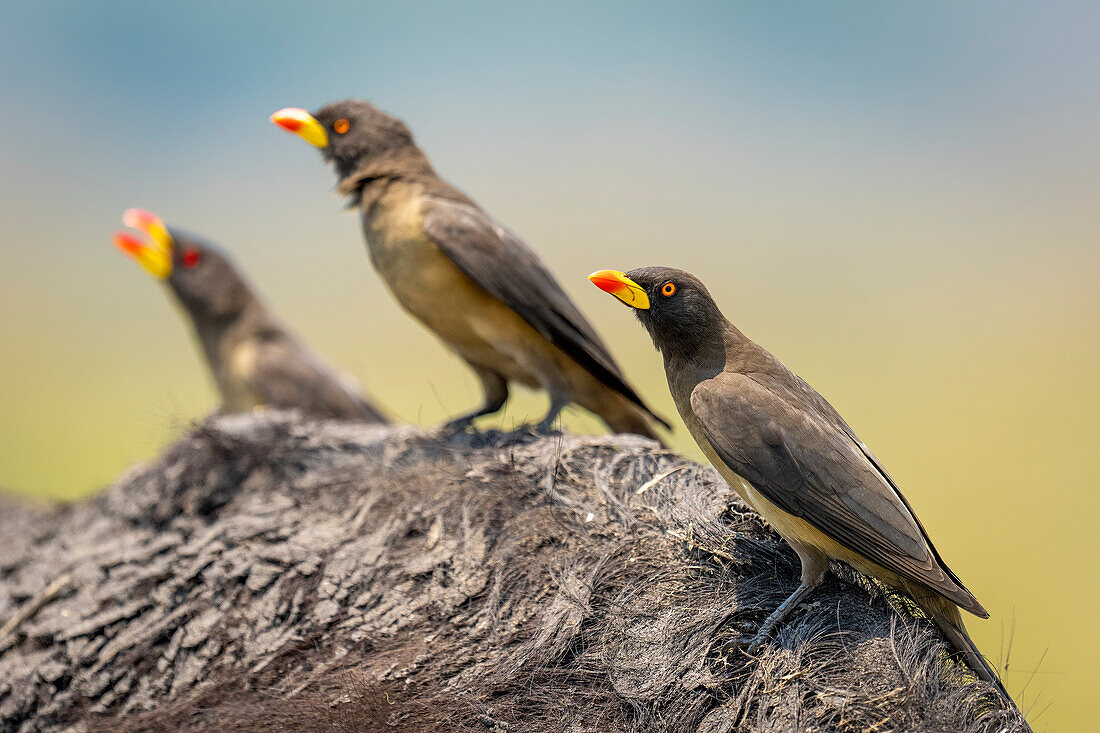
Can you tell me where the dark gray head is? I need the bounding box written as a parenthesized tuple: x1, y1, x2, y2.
(163, 229, 253, 320)
(272, 99, 419, 183)
(589, 266, 726, 357)
(114, 209, 254, 322)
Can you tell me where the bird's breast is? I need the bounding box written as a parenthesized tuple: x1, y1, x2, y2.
(362, 202, 480, 325)
(358, 190, 553, 384)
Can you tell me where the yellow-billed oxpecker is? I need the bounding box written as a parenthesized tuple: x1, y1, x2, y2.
(271, 101, 668, 439)
(589, 266, 1011, 701)
(114, 209, 388, 423)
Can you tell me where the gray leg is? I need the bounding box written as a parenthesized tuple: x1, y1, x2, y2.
(747, 544, 828, 653)
(747, 582, 817, 653)
(445, 369, 509, 429)
(535, 395, 570, 434)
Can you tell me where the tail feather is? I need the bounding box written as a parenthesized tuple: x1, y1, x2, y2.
(604, 398, 670, 435)
(581, 388, 668, 446)
(922, 595, 1021, 715)
(599, 405, 667, 446)
(934, 605, 1012, 700)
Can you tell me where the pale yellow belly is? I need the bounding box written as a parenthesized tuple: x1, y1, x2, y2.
(217, 340, 265, 413)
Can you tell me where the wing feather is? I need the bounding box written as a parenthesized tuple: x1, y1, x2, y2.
(690, 372, 985, 615)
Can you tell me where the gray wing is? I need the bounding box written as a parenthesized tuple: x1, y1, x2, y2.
(422, 196, 668, 429)
(690, 372, 985, 616)
(246, 334, 388, 424)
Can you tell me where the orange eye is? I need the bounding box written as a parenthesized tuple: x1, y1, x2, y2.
(661, 282, 676, 296)
(333, 118, 350, 134)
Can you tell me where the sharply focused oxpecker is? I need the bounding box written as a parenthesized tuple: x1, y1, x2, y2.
(590, 266, 1012, 701)
(114, 209, 388, 423)
(271, 101, 668, 439)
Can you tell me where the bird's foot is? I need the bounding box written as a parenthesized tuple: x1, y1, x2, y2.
(533, 418, 560, 435)
(439, 415, 476, 434)
(740, 581, 818, 656)
(533, 400, 568, 435)
(745, 629, 772, 655)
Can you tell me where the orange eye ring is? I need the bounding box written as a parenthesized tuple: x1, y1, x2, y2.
(661, 282, 676, 297)
(333, 118, 350, 134)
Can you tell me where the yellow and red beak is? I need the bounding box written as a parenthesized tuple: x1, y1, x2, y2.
(588, 270, 650, 309)
(113, 208, 174, 280)
(270, 107, 328, 148)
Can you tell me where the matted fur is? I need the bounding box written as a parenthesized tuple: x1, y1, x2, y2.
(0, 412, 1028, 731)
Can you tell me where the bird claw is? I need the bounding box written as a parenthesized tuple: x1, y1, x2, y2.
(745, 633, 770, 655)
(532, 420, 558, 435)
(440, 416, 475, 433)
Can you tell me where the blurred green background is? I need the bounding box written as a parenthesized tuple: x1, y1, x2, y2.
(0, 1, 1096, 728)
